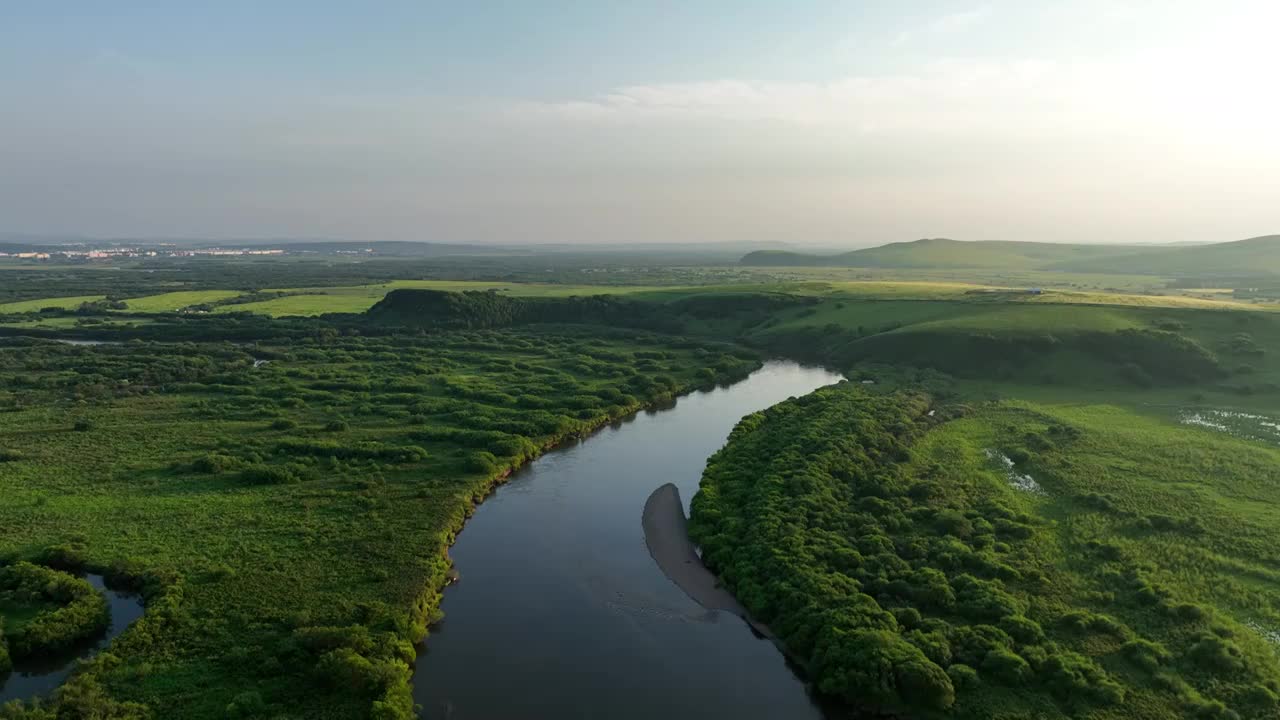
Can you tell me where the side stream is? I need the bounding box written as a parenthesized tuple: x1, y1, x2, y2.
(0, 575, 145, 704)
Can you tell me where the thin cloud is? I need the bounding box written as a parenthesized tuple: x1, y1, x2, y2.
(530, 59, 1113, 137)
(893, 5, 993, 47)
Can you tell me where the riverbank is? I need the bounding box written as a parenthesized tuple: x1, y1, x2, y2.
(641, 483, 771, 636)
(408, 366, 765, 662)
(411, 361, 839, 719)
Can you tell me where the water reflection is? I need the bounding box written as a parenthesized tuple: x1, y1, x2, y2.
(412, 361, 843, 720)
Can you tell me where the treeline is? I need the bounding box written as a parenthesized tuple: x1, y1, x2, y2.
(689, 384, 1280, 719)
(366, 288, 815, 336)
(750, 325, 1226, 387)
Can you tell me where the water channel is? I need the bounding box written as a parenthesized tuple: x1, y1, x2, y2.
(412, 361, 843, 719)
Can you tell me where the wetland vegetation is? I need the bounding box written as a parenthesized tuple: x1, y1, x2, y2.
(2, 244, 1280, 719)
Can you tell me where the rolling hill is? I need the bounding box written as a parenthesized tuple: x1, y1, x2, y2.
(740, 236, 1280, 278)
(1049, 235, 1280, 277)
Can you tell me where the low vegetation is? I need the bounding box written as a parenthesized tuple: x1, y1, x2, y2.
(0, 321, 757, 718)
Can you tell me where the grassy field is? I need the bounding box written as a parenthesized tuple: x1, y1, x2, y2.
(2, 277, 1270, 321)
(211, 281, 681, 316)
(0, 295, 106, 313)
(739, 238, 1158, 270)
(739, 235, 1280, 280)
(120, 290, 245, 312)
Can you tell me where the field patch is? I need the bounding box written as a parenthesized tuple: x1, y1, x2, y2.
(214, 281, 678, 317)
(0, 295, 106, 313)
(122, 290, 245, 312)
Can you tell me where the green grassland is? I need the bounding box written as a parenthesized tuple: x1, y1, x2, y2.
(741, 288, 1280, 398)
(741, 238, 1158, 270)
(733, 264, 1185, 293)
(0, 326, 758, 718)
(740, 235, 1280, 281)
(210, 281, 680, 316)
(0, 296, 107, 313)
(217, 280, 1273, 318)
(1052, 235, 1280, 276)
(120, 290, 244, 312)
(3, 275, 1270, 323)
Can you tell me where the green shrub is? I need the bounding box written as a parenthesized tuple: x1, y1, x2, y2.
(998, 615, 1046, 645)
(812, 629, 954, 712)
(36, 543, 88, 571)
(242, 464, 301, 485)
(465, 451, 500, 474)
(947, 663, 979, 690)
(1040, 651, 1124, 705)
(225, 690, 266, 718)
(981, 648, 1031, 684)
(1189, 634, 1246, 673)
(0, 622, 11, 675)
(1122, 638, 1171, 672)
(193, 453, 238, 474)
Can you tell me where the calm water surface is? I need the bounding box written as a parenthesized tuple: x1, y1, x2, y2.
(413, 361, 843, 720)
(0, 575, 144, 703)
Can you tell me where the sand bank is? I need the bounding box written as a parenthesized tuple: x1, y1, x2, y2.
(642, 483, 771, 636)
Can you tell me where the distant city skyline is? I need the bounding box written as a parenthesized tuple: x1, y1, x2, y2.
(2, 1, 1276, 246)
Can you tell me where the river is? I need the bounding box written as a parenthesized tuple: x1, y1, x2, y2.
(412, 360, 843, 720)
(0, 574, 145, 704)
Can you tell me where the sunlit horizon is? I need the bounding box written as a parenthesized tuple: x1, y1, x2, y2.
(2, 1, 1276, 246)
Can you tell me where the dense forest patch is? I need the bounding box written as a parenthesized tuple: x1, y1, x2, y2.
(746, 298, 1280, 394)
(690, 383, 1280, 719)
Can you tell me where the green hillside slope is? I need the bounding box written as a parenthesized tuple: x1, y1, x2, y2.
(741, 236, 1280, 279)
(1050, 236, 1280, 277)
(741, 239, 1155, 270)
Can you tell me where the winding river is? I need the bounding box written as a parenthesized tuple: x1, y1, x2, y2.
(412, 361, 843, 720)
(0, 574, 144, 704)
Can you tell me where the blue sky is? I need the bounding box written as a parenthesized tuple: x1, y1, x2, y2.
(1, 1, 1276, 245)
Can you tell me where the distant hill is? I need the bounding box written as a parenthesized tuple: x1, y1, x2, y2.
(210, 240, 510, 257)
(740, 236, 1280, 277)
(740, 238, 1155, 270)
(1048, 235, 1280, 277)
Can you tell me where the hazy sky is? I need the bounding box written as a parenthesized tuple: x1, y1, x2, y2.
(2, 1, 1276, 246)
